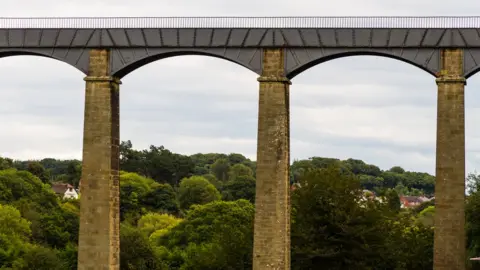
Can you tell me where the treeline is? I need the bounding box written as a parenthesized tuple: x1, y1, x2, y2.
(1, 140, 435, 196)
(5, 140, 480, 269)
(291, 157, 435, 196)
(0, 160, 435, 269)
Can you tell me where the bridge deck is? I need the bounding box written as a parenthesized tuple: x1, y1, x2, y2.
(0, 17, 479, 78)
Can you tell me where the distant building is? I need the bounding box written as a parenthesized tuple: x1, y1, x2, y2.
(51, 183, 79, 199)
(399, 195, 433, 208)
(291, 182, 301, 191)
(360, 190, 384, 204)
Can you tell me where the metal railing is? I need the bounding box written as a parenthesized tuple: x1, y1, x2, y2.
(0, 16, 479, 28)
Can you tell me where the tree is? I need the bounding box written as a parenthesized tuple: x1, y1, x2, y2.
(11, 245, 63, 270)
(202, 173, 223, 190)
(0, 169, 58, 210)
(65, 161, 81, 187)
(137, 213, 182, 238)
(156, 200, 255, 269)
(210, 158, 230, 182)
(228, 163, 253, 181)
(222, 175, 256, 203)
(178, 176, 221, 210)
(468, 172, 480, 194)
(291, 166, 389, 269)
(120, 223, 165, 270)
(140, 184, 180, 215)
(118, 174, 180, 223)
(389, 166, 405, 174)
(0, 169, 80, 250)
(0, 204, 32, 267)
(417, 206, 435, 227)
(385, 189, 401, 213)
(120, 141, 195, 186)
(379, 216, 434, 270)
(344, 158, 381, 176)
(26, 162, 50, 184)
(467, 173, 480, 264)
(358, 175, 384, 190)
(0, 157, 13, 170)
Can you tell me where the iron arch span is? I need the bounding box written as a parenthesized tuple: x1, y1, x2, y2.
(0, 49, 89, 75)
(285, 48, 440, 79)
(110, 48, 262, 78)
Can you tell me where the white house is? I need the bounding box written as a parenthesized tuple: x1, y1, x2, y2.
(63, 184, 79, 199)
(52, 183, 79, 199)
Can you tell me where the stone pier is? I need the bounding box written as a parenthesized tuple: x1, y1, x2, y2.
(77, 49, 121, 270)
(253, 48, 291, 270)
(434, 49, 466, 270)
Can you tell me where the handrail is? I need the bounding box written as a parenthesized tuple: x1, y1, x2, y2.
(0, 16, 479, 28)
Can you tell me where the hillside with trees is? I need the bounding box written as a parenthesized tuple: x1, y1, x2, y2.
(0, 140, 479, 269)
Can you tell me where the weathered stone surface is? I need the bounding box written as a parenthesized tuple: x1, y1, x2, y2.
(434, 48, 466, 270)
(77, 49, 121, 270)
(253, 48, 291, 270)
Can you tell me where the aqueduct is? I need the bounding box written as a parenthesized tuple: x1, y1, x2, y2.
(1, 16, 479, 270)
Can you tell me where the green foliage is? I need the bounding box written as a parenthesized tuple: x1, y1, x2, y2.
(0, 169, 58, 210)
(0, 141, 443, 269)
(291, 166, 387, 269)
(157, 200, 254, 269)
(141, 184, 180, 215)
(417, 206, 435, 227)
(57, 242, 78, 270)
(11, 245, 63, 270)
(178, 176, 221, 210)
(385, 189, 401, 213)
(228, 163, 253, 181)
(0, 169, 79, 249)
(120, 141, 194, 186)
(221, 175, 256, 203)
(290, 166, 434, 269)
(120, 223, 165, 270)
(201, 174, 223, 190)
(12, 159, 82, 186)
(291, 156, 435, 196)
(210, 158, 230, 182)
(467, 173, 480, 266)
(0, 157, 13, 170)
(0, 204, 31, 267)
(379, 216, 434, 270)
(120, 172, 179, 223)
(137, 213, 182, 238)
(389, 166, 405, 174)
(26, 162, 50, 184)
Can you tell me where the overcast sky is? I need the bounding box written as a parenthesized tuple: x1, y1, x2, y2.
(1, 1, 480, 175)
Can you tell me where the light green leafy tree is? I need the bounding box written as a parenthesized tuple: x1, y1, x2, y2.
(156, 200, 254, 269)
(178, 176, 221, 210)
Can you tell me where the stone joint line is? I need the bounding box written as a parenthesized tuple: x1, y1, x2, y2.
(84, 76, 122, 84)
(257, 75, 292, 84)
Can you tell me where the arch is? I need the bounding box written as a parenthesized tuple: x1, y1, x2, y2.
(465, 69, 478, 79)
(0, 48, 88, 75)
(460, 48, 480, 79)
(110, 48, 262, 79)
(286, 49, 440, 80)
(0, 51, 85, 162)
